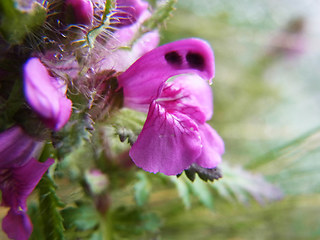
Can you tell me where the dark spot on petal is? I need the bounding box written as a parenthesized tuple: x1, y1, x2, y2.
(186, 52, 205, 70)
(165, 51, 183, 66)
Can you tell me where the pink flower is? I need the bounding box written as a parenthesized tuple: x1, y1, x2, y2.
(118, 39, 224, 175)
(0, 126, 54, 240)
(23, 58, 72, 131)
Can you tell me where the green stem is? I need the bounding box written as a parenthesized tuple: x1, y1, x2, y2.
(100, 211, 113, 240)
(38, 142, 56, 162)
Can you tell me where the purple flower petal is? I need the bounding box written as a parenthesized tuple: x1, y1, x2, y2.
(23, 58, 72, 131)
(2, 209, 32, 240)
(0, 157, 54, 240)
(159, 74, 213, 123)
(0, 126, 42, 169)
(195, 123, 224, 169)
(118, 38, 215, 111)
(113, 0, 149, 27)
(129, 101, 202, 175)
(0, 158, 54, 210)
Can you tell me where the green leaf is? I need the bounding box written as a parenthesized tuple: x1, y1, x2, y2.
(171, 177, 191, 209)
(144, 0, 177, 30)
(245, 126, 320, 171)
(112, 206, 161, 238)
(211, 163, 283, 204)
(0, 0, 46, 44)
(172, 174, 215, 209)
(60, 140, 95, 179)
(38, 174, 65, 240)
(134, 172, 151, 206)
(241, 126, 320, 196)
(53, 112, 93, 158)
(29, 204, 45, 240)
(108, 108, 146, 145)
(89, 231, 103, 240)
(187, 178, 214, 209)
(61, 202, 99, 231)
(145, 0, 157, 8)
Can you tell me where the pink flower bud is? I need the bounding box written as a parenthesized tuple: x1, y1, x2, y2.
(65, 0, 94, 25)
(23, 58, 72, 131)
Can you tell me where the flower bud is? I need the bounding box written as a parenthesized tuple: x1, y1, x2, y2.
(113, 0, 149, 27)
(65, 0, 94, 25)
(85, 169, 109, 195)
(23, 58, 72, 131)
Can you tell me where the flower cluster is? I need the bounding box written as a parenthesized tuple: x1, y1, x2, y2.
(0, 0, 224, 239)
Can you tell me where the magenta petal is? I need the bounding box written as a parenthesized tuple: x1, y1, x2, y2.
(0, 126, 42, 169)
(171, 74, 213, 121)
(118, 38, 215, 110)
(53, 96, 73, 131)
(23, 58, 72, 130)
(24, 58, 60, 119)
(2, 209, 32, 240)
(195, 123, 224, 169)
(114, 0, 149, 27)
(65, 0, 94, 25)
(0, 158, 54, 210)
(0, 157, 53, 240)
(129, 101, 202, 175)
(160, 74, 213, 123)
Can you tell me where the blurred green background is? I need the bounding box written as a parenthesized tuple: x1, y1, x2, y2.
(155, 0, 320, 239)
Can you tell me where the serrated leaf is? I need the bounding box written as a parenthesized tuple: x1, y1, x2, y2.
(38, 174, 65, 240)
(144, 0, 177, 30)
(0, 0, 46, 44)
(245, 126, 320, 172)
(61, 203, 99, 231)
(211, 163, 283, 204)
(108, 108, 146, 145)
(112, 206, 161, 237)
(172, 177, 191, 209)
(173, 173, 215, 209)
(134, 172, 151, 206)
(187, 178, 214, 209)
(28, 204, 45, 240)
(53, 112, 93, 158)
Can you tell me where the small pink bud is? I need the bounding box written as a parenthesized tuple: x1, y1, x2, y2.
(85, 169, 109, 195)
(65, 0, 94, 25)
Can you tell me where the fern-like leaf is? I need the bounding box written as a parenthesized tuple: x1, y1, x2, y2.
(38, 174, 65, 240)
